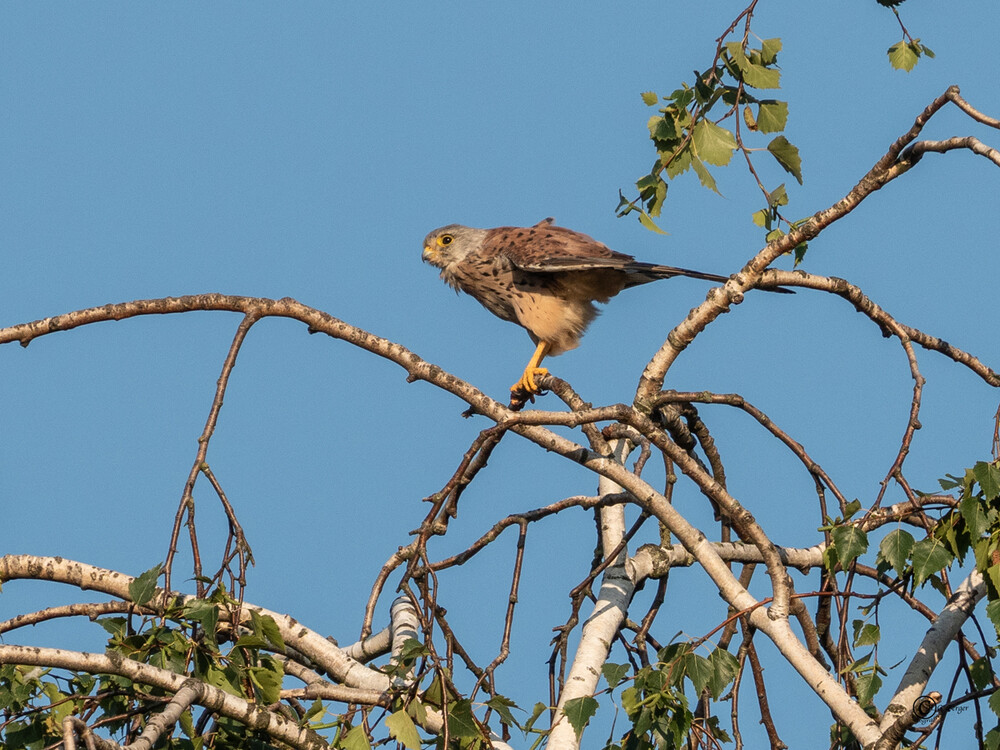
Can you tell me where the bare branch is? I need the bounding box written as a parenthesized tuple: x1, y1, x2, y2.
(634, 86, 999, 402)
(764, 270, 999, 387)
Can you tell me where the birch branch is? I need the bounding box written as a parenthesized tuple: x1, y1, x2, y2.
(0, 554, 390, 692)
(548, 440, 637, 750)
(0, 645, 326, 750)
(878, 570, 986, 736)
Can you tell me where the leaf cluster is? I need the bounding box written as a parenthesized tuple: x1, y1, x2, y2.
(620, 33, 804, 252)
(819, 461, 1000, 738)
(0, 568, 289, 750)
(592, 644, 737, 750)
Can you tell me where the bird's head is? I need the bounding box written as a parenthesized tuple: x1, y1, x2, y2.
(421, 225, 488, 269)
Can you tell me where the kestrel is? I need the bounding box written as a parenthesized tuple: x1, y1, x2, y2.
(422, 218, 787, 397)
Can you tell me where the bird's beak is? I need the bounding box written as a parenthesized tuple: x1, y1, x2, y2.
(422, 245, 435, 263)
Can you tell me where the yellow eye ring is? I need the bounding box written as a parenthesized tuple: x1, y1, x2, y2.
(437, 234, 454, 247)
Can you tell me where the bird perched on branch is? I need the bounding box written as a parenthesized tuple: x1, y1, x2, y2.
(422, 218, 788, 399)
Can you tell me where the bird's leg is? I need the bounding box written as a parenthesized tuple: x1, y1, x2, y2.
(511, 341, 550, 395)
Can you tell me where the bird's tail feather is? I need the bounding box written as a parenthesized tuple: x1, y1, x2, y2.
(628, 263, 794, 294)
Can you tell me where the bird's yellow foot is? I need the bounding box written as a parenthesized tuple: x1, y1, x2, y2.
(511, 367, 549, 396)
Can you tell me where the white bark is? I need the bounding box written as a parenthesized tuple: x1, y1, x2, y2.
(1, 645, 325, 750)
(548, 439, 635, 750)
(879, 569, 986, 733)
(0, 554, 390, 692)
(500, 426, 883, 747)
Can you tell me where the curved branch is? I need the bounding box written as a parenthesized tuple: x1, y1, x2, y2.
(763, 271, 999, 387)
(0, 646, 326, 750)
(634, 85, 999, 402)
(905, 136, 1000, 167)
(0, 294, 502, 413)
(0, 554, 390, 692)
(0, 601, 154, 633)
(653, 390, 852, 511)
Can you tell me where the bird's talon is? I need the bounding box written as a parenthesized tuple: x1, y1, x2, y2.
(511, 367, 549, 396)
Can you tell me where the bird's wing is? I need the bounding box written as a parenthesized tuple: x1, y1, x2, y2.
(482, 223, 635, 269)
(479, 222, 794, 293)
(515, 255, 639, 273)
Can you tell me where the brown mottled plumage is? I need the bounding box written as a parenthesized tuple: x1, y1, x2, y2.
(422, 218, 782, 396)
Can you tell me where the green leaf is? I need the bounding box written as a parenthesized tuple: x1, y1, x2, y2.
(725, 42, 781, 89)
(989, 600, 1000, 639)
(250, 610, 285, 651)
(446, 699, 480, 738)
(911, 537, 954, 586)
(304, 700, 325, 722)
(938, 512, 970, 562)
(128, 564, 162, 606)
(620, 686, 641, 718)
(421, 671, 458, 709)
(648, 115, 679, 144)
(405, 696, 427, 726)
(97, 617, 128, 640)
(690, 155, 720, 194)
(234, 633, 268, 648)
(638, 211, 667, 235)
(939, 473, 963, 491)
(636, 173, 668, 217)
(707, 647, 739, 699)
(681, 652, 713, 695)
(340, 725, 372, 750)
(887, 40, 919, 72)
(960, 492, 990, 538)
(760, 38, 782, 65)
(831, 525, 869, 569)
(692, 119, 736, 167)
(562, 696, 599, 739)
(970, 657, 994, 691)
(179, 708, 196, 738)
(641, 91, 659, 106)
(201, 663, 241, 696)
(602, 662, 630, 689)
(768, 183, 788, 207)
(183, 600, 220, 645)
(669, 85, 694, 109)
(751, 209, 770, 228)
(975, 538, 1000, 597)
(522, 702, 548, 733)
(249, 659, 283, 704)
(987, 727, 1000, 750)
(767, 135, 803, 184)
(793, 242, 808, 265)
(854, 672, 882, 708)
(663, 142, 692, 177)
(878, 529, 914, 578)
(756, 101, 788, 133)
(486, 695, 523, 729)
(386, 709, 421, 750)
(990, 688, 1000, 720)
(852, 621, 880, 648)
(974, 461, 1000, 500)
(742, 63, 781, 90)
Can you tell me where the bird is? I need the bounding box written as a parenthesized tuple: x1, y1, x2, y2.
(422, 218, 788, 398)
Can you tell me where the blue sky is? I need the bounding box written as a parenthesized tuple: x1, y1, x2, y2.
(2, 2, 999, 747)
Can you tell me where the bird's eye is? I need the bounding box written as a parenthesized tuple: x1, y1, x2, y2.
(437, 234, 454, 247)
